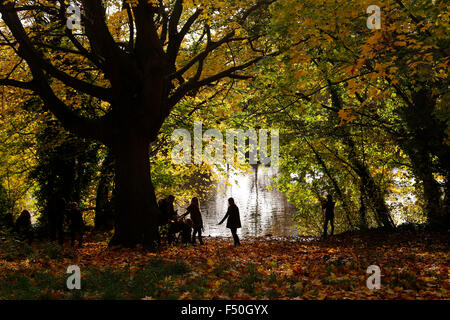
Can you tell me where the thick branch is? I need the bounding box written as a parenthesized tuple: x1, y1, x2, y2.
(79, 0, 123, 81)
(0, 79, 34, 90)
(166, 8, 202, 66)
(123, 1, 135, 50)
(132, 1, 165, 65)
(0, 3, 110, 142)
(168, 31, 235, 80)
(167, 54, 276, 109)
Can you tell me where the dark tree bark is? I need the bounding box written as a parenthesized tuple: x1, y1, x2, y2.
(95, 152, 114, 230)
(401, 141, 443, 227)
(359, 183, 368, 230)
(397, 87, 448, 228)
(109, 133, 159, 247)
(351, 153, 394, 229)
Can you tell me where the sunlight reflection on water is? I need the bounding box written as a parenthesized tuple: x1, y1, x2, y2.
(197, 165, 298, 237)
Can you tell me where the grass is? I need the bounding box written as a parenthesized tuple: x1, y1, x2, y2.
(0, 258, 191, 300)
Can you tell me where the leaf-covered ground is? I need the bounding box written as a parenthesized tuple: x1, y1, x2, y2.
(0, 229, 448, 300)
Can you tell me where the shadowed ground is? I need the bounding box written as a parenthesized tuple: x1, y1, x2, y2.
(0, 229, 448, 300)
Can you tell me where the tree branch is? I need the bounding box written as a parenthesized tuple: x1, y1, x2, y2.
(123, 1, 135, 50)
(0, 78, 34, 90)
(0, 2, 111, 142)
(79, 0, 124, 83)
(168, 53, 277, 109)
(168, 31, 235, 80)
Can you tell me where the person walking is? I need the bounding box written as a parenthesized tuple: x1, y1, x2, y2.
(218, 198, 241, 246)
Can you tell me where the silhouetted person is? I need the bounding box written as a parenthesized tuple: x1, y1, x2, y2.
(166, 195, 177, 220)
(182, 197, 203, 245)
(48, 195, 65, 245)
(182, 218, 193, 243)
(158, 195, 179, 244)
(157, 198, 167, 227)
(3, 212, 14, 229)
(322, 194, 335, 237)
(67, 202, 84, 247)
(218, 198, 241, 246)
(158, 195, 177, 226)
(15, 210, 33, 243)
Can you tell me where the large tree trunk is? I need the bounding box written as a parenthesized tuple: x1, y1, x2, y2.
(108, 132, 160, 248)
(398, 88, 448, 228)
(404, 146, 445, 227)
(345, 137, 395, 229)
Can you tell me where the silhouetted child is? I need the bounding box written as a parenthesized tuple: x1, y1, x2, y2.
(182, 197, 203, 245)
(167, 217, 193, 244)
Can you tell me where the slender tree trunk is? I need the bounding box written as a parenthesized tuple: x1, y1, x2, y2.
(304, 137, 354, 229)
(95, 152, 114, 230)
(444, 179, 450, 228)
(328, 84, 394, 229)
(108, 132, 160, 248)
(422, 170, 444, 226)
(359, 184, 368, 230)
(346, 141, 394, 229)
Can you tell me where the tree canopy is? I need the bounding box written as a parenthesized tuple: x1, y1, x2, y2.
(0, 0, 448, 246)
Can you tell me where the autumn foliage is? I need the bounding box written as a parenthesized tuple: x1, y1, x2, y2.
(0, 0, 449, 302)
(0, 229, 448, 300)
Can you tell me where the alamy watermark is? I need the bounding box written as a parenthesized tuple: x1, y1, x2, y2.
(366, 265, 381, 289)
(367, 5, 381, 30)
(66, 4, 81, 30)
(171, 121, 279, 167)
(66, 265, 81, 290)
(64, 4, 381, 31)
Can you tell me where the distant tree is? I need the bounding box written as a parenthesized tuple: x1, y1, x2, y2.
(30, 119, 99, 229)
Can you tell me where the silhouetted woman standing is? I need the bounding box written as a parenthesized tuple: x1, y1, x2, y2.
(183, 197, 203, 245)
(218, 198, 241, 246)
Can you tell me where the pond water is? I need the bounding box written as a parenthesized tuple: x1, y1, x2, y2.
(181, 165, 299, 238)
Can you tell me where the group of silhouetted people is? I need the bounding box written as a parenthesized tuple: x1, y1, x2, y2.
(158, 196, 242, 246)
(8, 198, 85, 247)
(156, 193, 335, 246)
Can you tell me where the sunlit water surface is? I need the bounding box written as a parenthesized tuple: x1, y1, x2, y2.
(179, 166, 298, 238)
